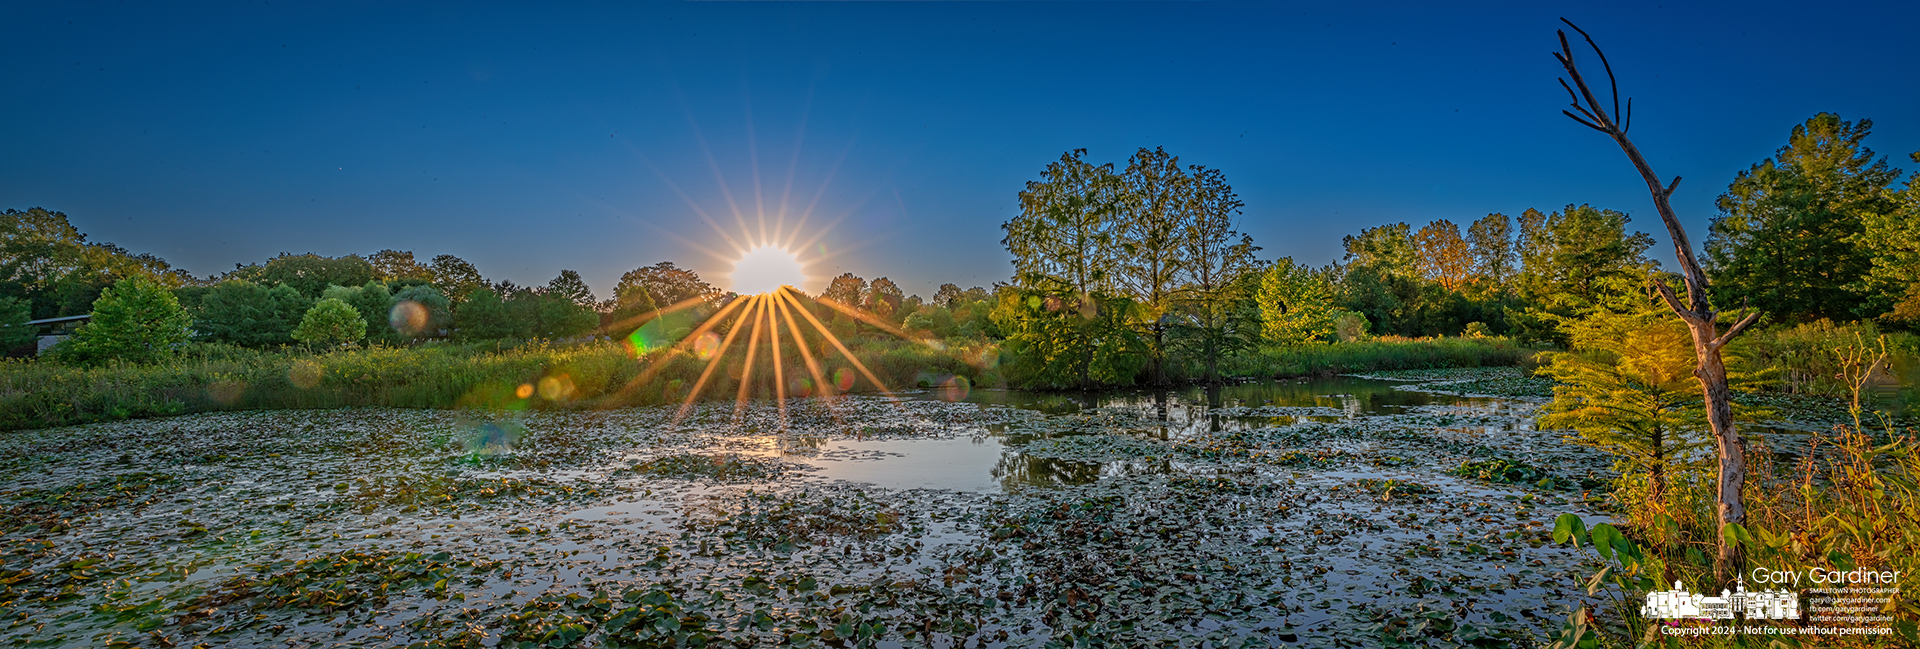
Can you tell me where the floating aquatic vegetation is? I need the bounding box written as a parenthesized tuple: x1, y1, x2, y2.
(0, 376, 1623, 648)
(1452, 457, 1550, 486)
(630, 453, 790, 482)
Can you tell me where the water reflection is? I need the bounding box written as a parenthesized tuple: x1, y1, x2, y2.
(790, 376, 1519, 493)
(956, 376, 1498, 441)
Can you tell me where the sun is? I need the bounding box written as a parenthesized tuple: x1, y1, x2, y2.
(729, 245, 805, 295)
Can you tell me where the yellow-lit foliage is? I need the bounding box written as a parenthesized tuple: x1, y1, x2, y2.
(1414, 219, 1473, 292)
(1539, 308, 1709, 524)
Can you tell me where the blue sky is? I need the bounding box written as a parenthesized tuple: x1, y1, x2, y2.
(4, 1, 1915, 299)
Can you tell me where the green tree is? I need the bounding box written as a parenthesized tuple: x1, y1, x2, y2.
(1706, 114, 1901, 323)
(991, 288, 1144, 389)
(932, 283, 965, 307)
(367, 249, 432, 283)
(1342, 223, 1417, 278)
(52, 275, 192, 365)
(529, 291, 598, 339)
(865, 277, 904, 319)
(613, 261, 721, 311)
(1854, 152, 1920, 325)
(1004, 149, 1123, 297)
(428, 255, 488, 307)
(193, 280, 313, 347)
(1510, 205, 1655, 343)
(323, 282, 395, 342)
(1335, 224, 1423, 335)
(453, 288, 516, 340)
(1118, 147, 1193, 385)
(1258, 258, 1335, 344)
(390, 284, 451, 339)
(1171, 165, 1259, 385)
(1466, 212, 1517, 289)
(1538, 305, 1708, 520)
(0, 296, 33, 353)
(2, 208, 193, 320)
(546, 269, 597, 307)
(822, 273, 867, 308)
(292, 297, 368, 346)
(246, 253, 376, 298)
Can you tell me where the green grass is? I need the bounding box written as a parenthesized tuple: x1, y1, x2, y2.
(1213, 336, 1540, 380)
(0, 334, 1537, 431)
(0, 337, 1001, 431)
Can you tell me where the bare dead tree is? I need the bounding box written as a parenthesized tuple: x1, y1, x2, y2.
(1553, 18, 1761, 581)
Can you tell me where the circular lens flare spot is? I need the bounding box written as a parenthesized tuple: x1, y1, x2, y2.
(693, 332, 721, 359)
(833, 368, 854, 392)
(515, 383, 535, 399)
(730, 245, 804, 295)
(389, 300, 429, 336)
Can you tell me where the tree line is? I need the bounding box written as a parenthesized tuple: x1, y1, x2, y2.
(987, 115, 1915, 388)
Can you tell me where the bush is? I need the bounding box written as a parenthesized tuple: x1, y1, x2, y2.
(51, 275, 193, 366)
(293, 298, 368, 346)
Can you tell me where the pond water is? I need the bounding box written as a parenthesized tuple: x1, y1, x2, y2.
(1, 367, 1628, 648)
(787, 376, 1534, 493)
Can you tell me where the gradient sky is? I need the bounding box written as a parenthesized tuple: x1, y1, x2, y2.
(5, 1, 1916, 300)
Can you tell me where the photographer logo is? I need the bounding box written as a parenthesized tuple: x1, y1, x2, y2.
(1641, 579, 1798, 620)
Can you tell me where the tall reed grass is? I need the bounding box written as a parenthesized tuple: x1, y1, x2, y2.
(0, 337, 1001, 431)
(1212, 336, 1539, 379)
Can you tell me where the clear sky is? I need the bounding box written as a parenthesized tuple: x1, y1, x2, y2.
(5, 1, 1915, 300)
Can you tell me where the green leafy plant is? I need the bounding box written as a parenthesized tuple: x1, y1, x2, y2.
(51, 275, 192, 366)
(292, 297, 367, 346)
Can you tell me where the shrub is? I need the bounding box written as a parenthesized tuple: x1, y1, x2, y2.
(51, 275, 193, 366)
(293, 298, 367, 346)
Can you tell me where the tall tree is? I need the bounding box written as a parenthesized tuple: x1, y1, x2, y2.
(1466, 212, 1517, 288)
(1117, 147, 1193, 385)
(546, 269, 597, 307)
(1002, 149, 1132, 388)
(428, 255, 488, 306)
(2, 208, 192, 319)
(1174, 165, 1259, 385)
(1857, 154, 1920, 324)
(614, 261, 721, 310)
(250, 253, 376, 298)
(1705, 113, 1901, 322)
(194, 280, 310, 347)
(1414, 219, 1473, 291)
(1342, 223, 1417, 278)
(822, 273, 867, 308)
(1337, 224, 1421, 335)
(1004, 149, 1123, 297)
(1554, 19, 1763, 579)
(367, 249, 432, 283)
(932, 283, 965, 307)
(865, 277, 904, 319)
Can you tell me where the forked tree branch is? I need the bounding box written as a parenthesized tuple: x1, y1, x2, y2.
(1555, 18, 1724, 320)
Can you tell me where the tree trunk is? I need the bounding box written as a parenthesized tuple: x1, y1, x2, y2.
(1688, 321, 1746, 573)
(1553, 21, 1762, 582)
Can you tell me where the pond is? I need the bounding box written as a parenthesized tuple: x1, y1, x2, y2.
(0, 368, 1622, 648)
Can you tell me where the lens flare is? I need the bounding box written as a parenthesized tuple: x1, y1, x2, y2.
(730, 245, 804, 295)
(389, 300, 429, 336)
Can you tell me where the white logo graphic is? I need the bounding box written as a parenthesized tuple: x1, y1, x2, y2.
(1641, 579, 1798, 620)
